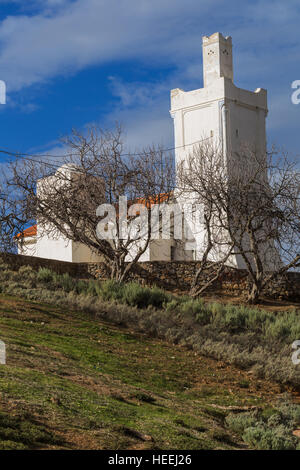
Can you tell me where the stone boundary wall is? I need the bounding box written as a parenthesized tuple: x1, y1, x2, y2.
(0, 252, 80, 277)
(84, 261, 300, 301)
(1, 253, 300, 301)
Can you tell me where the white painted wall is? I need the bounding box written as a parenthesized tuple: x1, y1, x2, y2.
(35, 225, 73, 261)
(17, 237, 36, 257)
(18, 231, 103, 263)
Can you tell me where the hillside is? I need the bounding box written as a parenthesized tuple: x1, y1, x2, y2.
(0, 294, 298, 450)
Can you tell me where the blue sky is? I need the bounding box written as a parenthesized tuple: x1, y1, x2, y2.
(0, 0, 299, 160)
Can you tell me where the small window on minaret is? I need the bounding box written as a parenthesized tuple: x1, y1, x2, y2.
(236, 129, 239, 138)
(210, 130, 214, 137)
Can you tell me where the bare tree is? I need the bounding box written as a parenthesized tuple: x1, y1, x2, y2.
(178, 141, 300, 303)
(187, 204, 235, 297)
(9, 124, 175, 282)
(0, 177, 30, 253)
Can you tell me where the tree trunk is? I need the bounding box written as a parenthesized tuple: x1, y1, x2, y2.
(190, 264, 224, 298)
(110, 258, 125, 283)
(247, 282, 261, 304)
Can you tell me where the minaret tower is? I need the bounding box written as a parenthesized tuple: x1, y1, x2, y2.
(170, 32, 269, 267)
(170, 32, 268, 173)
(202, 32, 233, 87)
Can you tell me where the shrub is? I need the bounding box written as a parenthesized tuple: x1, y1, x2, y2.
(99, 280, 125, 302)
(225, 412, 257, 434)
(0, 262, 9, 272)
(244, 307, 268, 331)
(223, 305, 246, 329)
(18, 265, 35, 277)
(276, 402, 300, 427)
(147, 285, 170, 309)
(180, 299, 204, 315)
(166, 298, 211, 324)
(37, 268, 55, 283)
(226, 401, 300, 450)
(16, 265, 37, 288)
(165, 299, 180, 313)
(56, 273, 76, 292)
(243, 424, 298, 450)
(74, 280, 89, 295)
(264, 311, 300, 342)
(99, 281, 171, 309)
(210, 301, 225, 316)
(0, 269, 13, 282)
(82, 279, 98, 297)
(122, 282, 152, 309)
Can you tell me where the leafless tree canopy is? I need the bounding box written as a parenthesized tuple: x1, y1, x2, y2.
(5, 124, 299, 301)
(178, 141, 300, 303)
(0, 173, 30, 253)
(9, 125, 175, 281)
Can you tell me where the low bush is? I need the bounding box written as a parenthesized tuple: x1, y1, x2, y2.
(225, 412, 258, 434)
(121, 282, 169, 309)
(90, 280, 170, 309)
(37, 268, 55, 283)
(55, 273, 76, 292)
(75, 279, 90, 295)
(226, 401, 300, 450)
(98, 279, 125, 302)
(264, 311, 300, 343)
(243, 424, 298, 450)
(147, 285, 170, 309)
(16, 265, 37, 288)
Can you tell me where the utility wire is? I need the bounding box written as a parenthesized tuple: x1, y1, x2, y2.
(0, 149, 63, 172)
(0, 136, 212, 171)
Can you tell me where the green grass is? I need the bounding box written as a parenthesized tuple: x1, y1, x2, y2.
(0, 294, 296, 450)
(0, 411, 62, 450)
(0, 263, 299, 449)
(0, 263, 299, 388)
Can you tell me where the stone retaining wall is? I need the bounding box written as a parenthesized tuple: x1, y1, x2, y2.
(84, 261, 300, 301)
(0, 252, 80, 277)
(1, 253, 299, 301)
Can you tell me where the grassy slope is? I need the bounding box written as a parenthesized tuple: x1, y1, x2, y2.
(0, 294, 287, 450)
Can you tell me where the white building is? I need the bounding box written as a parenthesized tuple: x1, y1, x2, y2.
(17, 164, 104, 262)
(18, 32, 271, 267)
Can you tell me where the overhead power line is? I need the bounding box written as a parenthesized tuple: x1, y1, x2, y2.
(0, 136, 212, 172)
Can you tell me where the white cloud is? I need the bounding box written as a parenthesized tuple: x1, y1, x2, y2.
(0, 0, 300, 151)
(0, 0, 218, 91)
(0, 0, 299, 94)
(105, 68, 208, 151)
(105, 93, 173, 152)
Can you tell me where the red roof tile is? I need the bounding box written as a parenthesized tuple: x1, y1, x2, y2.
(16, 224, 37, 239)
